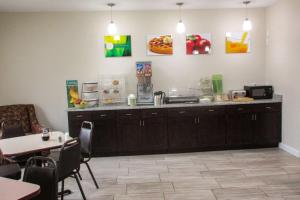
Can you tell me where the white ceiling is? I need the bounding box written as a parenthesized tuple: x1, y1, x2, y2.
(0, 0, 278, 12)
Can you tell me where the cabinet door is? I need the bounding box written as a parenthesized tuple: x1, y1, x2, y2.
(142, 117, 168, 152)
(92, 111, 117, 155)
(254, 104, 282, 145)
(117, 110, 141, 153)
(227, 106, 255, 146)
(168, 108, 198, 151)
(68, 112, 91, 138)
(197, 108, 226, 147)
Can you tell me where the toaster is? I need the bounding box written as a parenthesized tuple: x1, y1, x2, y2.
(229, 90, 247, 100)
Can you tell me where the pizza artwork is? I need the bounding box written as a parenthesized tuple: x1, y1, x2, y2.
(148, 35, 173, 55)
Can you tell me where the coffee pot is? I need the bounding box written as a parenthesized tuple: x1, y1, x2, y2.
(154, 91, 166, 106)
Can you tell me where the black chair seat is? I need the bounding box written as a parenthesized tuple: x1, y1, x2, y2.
(23, 156, 58, 200)
(0, 163, 21, 180)
(78, 121, 99, 189)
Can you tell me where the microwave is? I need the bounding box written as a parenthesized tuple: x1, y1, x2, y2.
(244, 85, 274, 99)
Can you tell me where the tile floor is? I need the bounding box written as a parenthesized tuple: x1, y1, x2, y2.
(63, 148, 300, 200)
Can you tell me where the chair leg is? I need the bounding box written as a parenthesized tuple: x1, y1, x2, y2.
(74, 172, 87, 200)
(85, 162, 99, 189)
(78, 171, 82, 180)
(61, 180, 64, 200)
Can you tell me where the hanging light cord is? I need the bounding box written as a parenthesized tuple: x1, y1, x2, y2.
(108, 3, 115, 23)
(179, 5, 182, 21)
(177, 2, 184, 22)
(110, 6, 113, 23)
(244, 1, 251, 20)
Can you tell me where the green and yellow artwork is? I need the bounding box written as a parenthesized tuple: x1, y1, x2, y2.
(104, 35, 132, 57)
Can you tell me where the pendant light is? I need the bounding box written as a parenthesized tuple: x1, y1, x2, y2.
(176, 2, 186, 34)
(243, 1, 252, 31)
(107, 3, 117, 35)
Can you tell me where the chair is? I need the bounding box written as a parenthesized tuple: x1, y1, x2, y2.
(1, 119, 25, 139)
(0, 149, 21, 180)
(23, 156, 58, 200)
(78, 121, 99, 189)
(0, 104, 44, 139)
(57, 138, 86, 200)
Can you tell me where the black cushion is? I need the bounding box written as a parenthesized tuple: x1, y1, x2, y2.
(0, 163, 21, 180)
(23, 163, 58, 200)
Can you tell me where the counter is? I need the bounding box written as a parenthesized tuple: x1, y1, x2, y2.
(67, 95, 282, 112)
(67, 95, 282, 157)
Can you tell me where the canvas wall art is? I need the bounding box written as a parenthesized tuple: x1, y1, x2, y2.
(147, 35, 173, 56)
(226, 32, 251, 54)
(104, 35, 132, 57)
(186, 33, 212, 55)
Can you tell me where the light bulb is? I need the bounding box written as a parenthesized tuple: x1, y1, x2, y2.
(243, 18, 252, 31)
(176, 20, 186, 34)
(107, 21, 117, 35)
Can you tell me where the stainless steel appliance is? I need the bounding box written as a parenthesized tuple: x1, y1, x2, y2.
(164, 96, 199, 104)
(154, 91, 166, 106)
(229, 90, 246, 100)
(244, 85, 273, 99)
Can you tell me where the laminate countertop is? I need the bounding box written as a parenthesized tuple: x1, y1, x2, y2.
(67, 95, 282, 112)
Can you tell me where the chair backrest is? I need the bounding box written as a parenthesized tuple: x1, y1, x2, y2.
(23, 156, 58, 200)
(1, 120, 25, 139)
(79, 121, 94, 155)
(57, 138, 81, 181)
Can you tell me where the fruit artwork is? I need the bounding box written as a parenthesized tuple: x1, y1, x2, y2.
(226, 32, 250, 53)
(186, 34, 212, 55)
(66, 80, 81, 108)
(69, 86, 79, 104)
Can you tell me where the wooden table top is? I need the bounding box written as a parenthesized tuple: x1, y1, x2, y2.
(0, 131, 73, 157)
(0, 177, 40, 200)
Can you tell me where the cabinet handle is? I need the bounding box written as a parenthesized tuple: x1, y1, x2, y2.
(266, 106, 272, 110)
(179, 111, 186, 114)
(139, 120, 142, 126)
(197, 117, 200, 124)
(125, 113, 132, 116)
(143, 120, 145, 126)
(251, 114, 254, 121)
(194, 117, 197, 124)
(75, 115, 83, 118)
(151, 112, 158, 115)
(208, 109, 215, 112)
(100, 114, 107, 117)
(255, 114, 257, 121)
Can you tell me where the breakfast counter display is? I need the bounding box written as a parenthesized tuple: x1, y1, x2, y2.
(67, 95, 282, 156)
(67, 95, 282, 112)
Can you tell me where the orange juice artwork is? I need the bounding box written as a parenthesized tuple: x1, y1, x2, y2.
(226, 32, 250, 53)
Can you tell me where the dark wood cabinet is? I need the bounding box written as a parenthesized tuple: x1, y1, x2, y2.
(68, 112, 91, 138)
(141, 109, 168, 152)
(68, 102, 282, 156)
(168, 108, 198, 151)
(117, 109, 168, 154)
(197, 107, 226, 148)
(226, 103, 282, 147)
(227, 105, 255, 146)
(92, 111, 117, 156)
(117, 110, 141, 153)
(254, 104, 282, 146)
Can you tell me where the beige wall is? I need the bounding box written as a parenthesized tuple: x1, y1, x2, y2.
(0, 9, 266, 131)
(266, 0, 300, 153)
